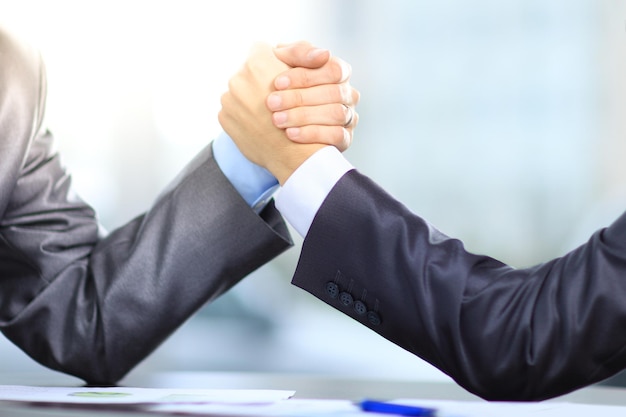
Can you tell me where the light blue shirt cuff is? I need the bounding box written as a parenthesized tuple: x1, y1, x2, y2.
(212, 131, 279, 213)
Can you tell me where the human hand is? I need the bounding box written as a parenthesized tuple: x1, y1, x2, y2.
(270, 42, 360, 151)
(219, 42, 358, 184)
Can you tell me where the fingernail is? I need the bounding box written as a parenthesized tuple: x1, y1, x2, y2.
(275, 75, 290, 90)
(267, 94, 282, 111)
(286, 127, 300, 140)
(273, 112, 288, 126)
(307, 48, 328, 60)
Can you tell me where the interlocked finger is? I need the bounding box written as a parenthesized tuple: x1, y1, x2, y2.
(272, 103, 357, 129)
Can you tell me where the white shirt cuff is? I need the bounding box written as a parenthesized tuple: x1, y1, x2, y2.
(275, 146, 353, 237)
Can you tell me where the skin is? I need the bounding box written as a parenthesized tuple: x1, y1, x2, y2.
(219, 42, 359, 184)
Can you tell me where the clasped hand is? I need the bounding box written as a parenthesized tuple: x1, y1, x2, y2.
(219, 41, 359, 185)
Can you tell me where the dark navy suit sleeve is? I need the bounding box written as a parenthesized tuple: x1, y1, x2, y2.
(291, 169, 626, 401)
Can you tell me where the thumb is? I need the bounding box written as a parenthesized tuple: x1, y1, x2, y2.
(273, 41, 330, 69)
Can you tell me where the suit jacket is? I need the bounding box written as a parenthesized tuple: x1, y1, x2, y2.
(0, 28, 292, 384)
(292, 169, 626, 401)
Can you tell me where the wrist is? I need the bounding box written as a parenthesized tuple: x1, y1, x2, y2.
(268, 144, 327, 185)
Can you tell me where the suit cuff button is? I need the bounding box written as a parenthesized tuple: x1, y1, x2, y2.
(354, 300, 367, 315)
(339, 292, 354, 306)
(367, 311, 381, 326)
(325, 282, 339, 298)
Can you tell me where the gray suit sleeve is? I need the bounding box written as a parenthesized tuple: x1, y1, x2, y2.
(291, 169, 626, 401)
(0, 27, 292, 384)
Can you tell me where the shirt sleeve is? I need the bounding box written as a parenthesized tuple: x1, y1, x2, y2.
(275, 146, 354, 237)
(211, 131, 279, 213)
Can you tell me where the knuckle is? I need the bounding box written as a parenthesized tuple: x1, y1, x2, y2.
(294, 125, 314, 143)
(304, 125, 320, 143)
(341, 128, 350, 149)
(344, 129, 353, 149)
(321, 84, 337, 103)
(287, 67, 307, 88)
(335, 127, 350, 151)
(293, 90, 305, 107)
(301, 106, 314, 124)
(327, 59, 344, 83)
(338, 84, 352, 103)
(217, 109, 228, 127)
(245, 54, 263, 74)
(227, 77, 243, 98)
(299, 68, 311, 87)
(243, 59, 255, 74)
(328, 56, 350, 82)
(330, 104, 346, 124)
(352, 87, 361, 105)
(333, 104, 348, 122)
(220, 91, 233, 109)
(227, 77, 236, 91)
(294, 40, 312, 53)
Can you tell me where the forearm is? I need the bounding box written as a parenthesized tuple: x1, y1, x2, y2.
(291, 170, 626, 400)
(1, 140, 292, 384)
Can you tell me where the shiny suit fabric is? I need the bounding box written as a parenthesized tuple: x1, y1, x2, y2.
(292, 169, 626, 401)
(0, 28, 292, 384)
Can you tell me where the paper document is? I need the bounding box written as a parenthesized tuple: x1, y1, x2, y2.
(2, 386, 626, 416)
(0, 385, 294, 405)
(151, 398, 626, 417)
(149, 398, 360, 416)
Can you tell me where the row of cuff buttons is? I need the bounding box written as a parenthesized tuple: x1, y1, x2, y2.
(325, 282, 381, 326)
